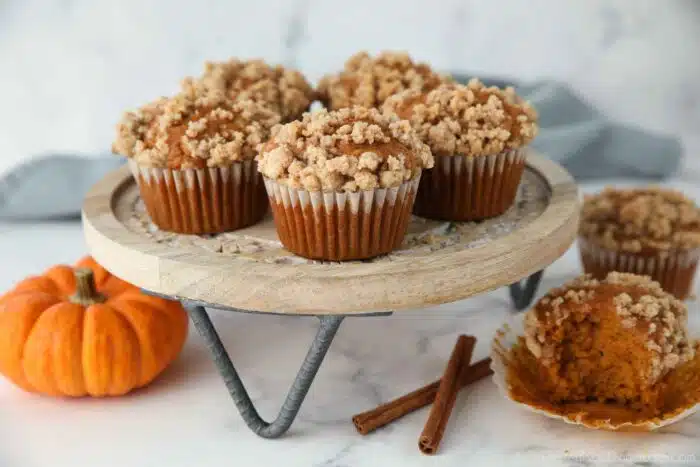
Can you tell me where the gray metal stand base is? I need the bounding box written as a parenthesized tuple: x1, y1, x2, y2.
(164, 270, 544, 439)
(185, 304, 345, 438)
(508, 270, 544, 311)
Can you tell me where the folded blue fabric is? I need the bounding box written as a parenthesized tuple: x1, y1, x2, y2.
(0, 78, 682, 221)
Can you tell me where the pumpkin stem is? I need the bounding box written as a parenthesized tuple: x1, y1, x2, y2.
(70, 268, 106, 305)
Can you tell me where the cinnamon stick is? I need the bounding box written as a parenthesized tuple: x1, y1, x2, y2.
(352, 358, 492, 435)
(418, 335, 476, 455)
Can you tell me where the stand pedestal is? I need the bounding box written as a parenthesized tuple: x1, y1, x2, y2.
(84, 152, 577, 438)
(169, 269, 544, 439)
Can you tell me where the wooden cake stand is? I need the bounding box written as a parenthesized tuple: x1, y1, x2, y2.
(82, 151, 579, 438)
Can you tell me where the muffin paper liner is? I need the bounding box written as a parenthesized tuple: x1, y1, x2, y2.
(413, 148, 526, 221)
(579, 238, 699, 300)
(129, 160, 268, 234)
(263, 175, 420, 261)
(490, 314, 700, 431)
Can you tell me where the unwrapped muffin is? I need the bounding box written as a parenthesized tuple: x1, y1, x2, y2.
(182, 58, 314, 122)
(257, 106, 433, 261)
(579, 187, 700, 299)
(113, 87, 279, 234)
(317, 51, 453, 111)
(383, 79, 538, 221)
(522, 272, 695, 416)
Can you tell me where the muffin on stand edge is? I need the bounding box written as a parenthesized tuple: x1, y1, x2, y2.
(112, 87, 279, 234)
(256, 106, 433, 261)
(383, 78, 539, 221)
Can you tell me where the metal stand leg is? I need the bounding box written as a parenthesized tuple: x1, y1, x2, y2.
(509, 269, 544, 311)
(186, 305, 344, 438)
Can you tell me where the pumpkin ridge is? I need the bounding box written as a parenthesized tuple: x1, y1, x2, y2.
(19, 303, 46, 391)
(108, 295, 189, 375)
(84, 304, 142, 396)
(108, 304, 143, 395)
(0, 293, 58, 392)
(22, 301, 70, 395)
(44, 265, 79, 298)
(49, 303, 86, 396)
(108, 300, 164, 387)
(9, 276, 62, 299)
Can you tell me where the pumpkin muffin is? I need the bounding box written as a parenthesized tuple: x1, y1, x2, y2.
(257, 106, 433, 261)
(181, 58, 315, 122)
(579, 187, 700, 299)
(521, 272, 695, 418)
(383, 79, 538, 221)
(316, 51, 453, 111)
(113, 86, 279, 234)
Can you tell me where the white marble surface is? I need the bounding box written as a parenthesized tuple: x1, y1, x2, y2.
(1, 0, 700, 465)
(0, 178, 699, 467)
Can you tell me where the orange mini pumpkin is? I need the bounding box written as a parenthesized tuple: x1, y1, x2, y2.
(0, 256, 188, 397)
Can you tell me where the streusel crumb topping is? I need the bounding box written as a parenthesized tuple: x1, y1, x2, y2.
(524, 272, 694, 384)
(317, 51, 453, 110)
(113, 88, 280, 168)
(580, 187, 700, 253)
(383, 79, 538, 156)
(181, 58, 314, 122)
(256, 106, 434, 192)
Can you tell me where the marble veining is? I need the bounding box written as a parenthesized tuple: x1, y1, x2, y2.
(0, 1, 699, 466)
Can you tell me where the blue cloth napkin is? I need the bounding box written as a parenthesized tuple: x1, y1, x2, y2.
(0, 78, 682, 221)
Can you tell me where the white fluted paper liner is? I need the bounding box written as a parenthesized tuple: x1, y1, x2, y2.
(579, 238, 700, 299)
(128, 159, 267, 234)
(263, 175, 421, 261)
(414, 148, 527, 221)
(490, 313, 700, 431)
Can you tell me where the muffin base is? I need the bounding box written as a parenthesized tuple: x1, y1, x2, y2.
(129, 160, 267, 235)
(579, 238, 699, 300)
(413, 149, 526, 221)
(491, 314, 700, 431)
(264, 177, 420, 261)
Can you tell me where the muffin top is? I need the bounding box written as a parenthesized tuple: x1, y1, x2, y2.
(383, 79, 538, 157)
(256, 106, 434, 192)
(580, 187, 700, 253)
(524, 272, 694, 384)
(113, 88, 279, 169)
(317, 51, 453, 111)
(181, 58, 314, 122)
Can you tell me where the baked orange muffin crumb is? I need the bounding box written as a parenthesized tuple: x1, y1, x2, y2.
(522, 272, 694, 414)
(113, 88, 279, 169)
(580, 187, 700, 254)
(383, 79, 538, 157)
(181, 58, 314, 122)
(257, 107, 433, 192)
(317, 51, 453, 110)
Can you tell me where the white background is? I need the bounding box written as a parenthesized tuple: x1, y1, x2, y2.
(0, 1, 699, 466)
(0, 0, 699, 175)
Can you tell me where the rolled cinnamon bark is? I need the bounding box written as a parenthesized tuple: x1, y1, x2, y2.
(418, 335, 476, 455)
(351, 358, 492, 435)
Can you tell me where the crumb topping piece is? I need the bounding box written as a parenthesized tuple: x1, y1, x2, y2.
(256, 106, 434, 192)
(317, 51, 453, 111)
(113, 87, 280, 168)
(383, 79, 538, 157)
(580, 187, 700, 253)
(524, 272, 694, 384)
(182, 58, 314, 122)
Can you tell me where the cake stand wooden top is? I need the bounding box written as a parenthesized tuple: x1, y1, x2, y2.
(82, 152, 579, 315)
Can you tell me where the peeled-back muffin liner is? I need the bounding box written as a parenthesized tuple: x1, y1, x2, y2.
(413, 148, 527, 221)
(579, 237, 700, 300)
(129, 159, 268, 235)
(490, 314, 700, 431)
(263, 175, 421, 261)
